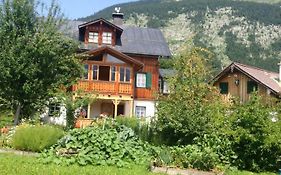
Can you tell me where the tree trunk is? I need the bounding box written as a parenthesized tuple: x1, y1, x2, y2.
(14, 103, 21, 125)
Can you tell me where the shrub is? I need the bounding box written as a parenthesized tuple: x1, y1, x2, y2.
(41, 124, 153, 167)
(228, 94, 281, 172)
(115, 116, 157, 143)
(11, 124, 64, 152)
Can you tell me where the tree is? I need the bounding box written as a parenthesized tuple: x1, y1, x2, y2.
(0, 0, 83, 124)
(156, 45, 226, 145)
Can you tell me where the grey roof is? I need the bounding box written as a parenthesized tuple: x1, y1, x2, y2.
(64, 20, 171, 57)
(115, 26, 171, 57)
(159, 69, 176, 78)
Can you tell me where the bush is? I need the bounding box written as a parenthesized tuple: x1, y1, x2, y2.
(115, 116, 157, 143)
(41, 123, 153, 167)
(11, 124, 64, 152)
(228, 95, 281, 172)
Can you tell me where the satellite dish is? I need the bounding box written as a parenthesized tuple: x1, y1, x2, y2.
(115, 7, 121, 13)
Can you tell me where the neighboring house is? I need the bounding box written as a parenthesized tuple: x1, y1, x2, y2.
(212, 62, 281, 102)
(68, 9, 171, 119)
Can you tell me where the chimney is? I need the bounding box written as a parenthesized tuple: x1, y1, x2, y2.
(279, 61, 281, 81)
(112, 7, 124, 26)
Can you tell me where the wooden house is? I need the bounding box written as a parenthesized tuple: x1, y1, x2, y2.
(71, 10, 171, 119)
(212, 62, 281, 102)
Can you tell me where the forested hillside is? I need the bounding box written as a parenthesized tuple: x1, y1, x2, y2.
(78, 0, 281, 72)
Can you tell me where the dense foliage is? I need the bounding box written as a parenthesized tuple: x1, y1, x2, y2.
(0, 0, 82, 123)
(227, 95, 281, 172)
(11, 124, 64, 152)
(156, 47, 225, 145)
(42, 122, 153, 167)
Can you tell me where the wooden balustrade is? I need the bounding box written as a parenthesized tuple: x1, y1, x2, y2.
(73, 81, 132, 95)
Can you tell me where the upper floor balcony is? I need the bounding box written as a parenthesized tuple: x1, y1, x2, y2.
(72, 62, 134, 96)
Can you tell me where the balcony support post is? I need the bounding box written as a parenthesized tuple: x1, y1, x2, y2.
(87, 103, 91, 119)
(130, 100, 134, 117)
(112, 99, 120, 118)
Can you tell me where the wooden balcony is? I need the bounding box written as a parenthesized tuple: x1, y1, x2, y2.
(72, 80, 133, 95)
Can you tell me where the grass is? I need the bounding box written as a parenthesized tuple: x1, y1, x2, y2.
(224, 169, 276, 175)
(0, 153, 163, 175)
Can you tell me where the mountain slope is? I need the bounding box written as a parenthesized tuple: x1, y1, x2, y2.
(78, 0, 281, 72)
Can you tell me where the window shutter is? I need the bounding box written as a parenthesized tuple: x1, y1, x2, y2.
(247, 81, 258, 94)
(146, 73, 152, 88)
(219, 82, 228, 94)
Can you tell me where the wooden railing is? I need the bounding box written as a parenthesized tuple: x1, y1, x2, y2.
(73, 81, 133, 95)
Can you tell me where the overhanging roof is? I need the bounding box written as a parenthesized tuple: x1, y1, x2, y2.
(84, 46, 144, 70)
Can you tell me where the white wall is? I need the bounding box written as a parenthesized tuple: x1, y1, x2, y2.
(40, 105, 67, 126)
(134, 100, 156, 118)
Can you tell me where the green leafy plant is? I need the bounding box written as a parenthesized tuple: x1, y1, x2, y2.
(228, 94, 281, 172)
(11, 124, 64, 152)
(42, 123, 153, 167)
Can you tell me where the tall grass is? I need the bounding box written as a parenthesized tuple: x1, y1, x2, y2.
(11, 125, 64, 152)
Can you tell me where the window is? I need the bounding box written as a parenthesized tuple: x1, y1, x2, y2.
(89, 32, 98, 43)
(120, 67, 131, 83)
(219, 82, 228, 94)
(92, 65, 98, 80)
(102, 32, 112, 44)
(247, 81, 258, 94)
(125, 68, 131, 82)
(49, 103, 60, 117)
(84, 64, 89, 80)
(136, 73, 146, 88)
(111, 66, 116, 81)
(135, 106, 146, 118)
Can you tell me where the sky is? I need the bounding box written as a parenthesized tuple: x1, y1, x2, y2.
(43, 0, 136, 19)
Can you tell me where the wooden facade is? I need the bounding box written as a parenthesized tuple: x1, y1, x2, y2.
(212, 62, 280, 103)
(214, 70, 269, 103)
(72, 17, 168, 119)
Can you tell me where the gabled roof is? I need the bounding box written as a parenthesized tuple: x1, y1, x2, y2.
(84, 46, 144, 70)
(212, 62, 281, 95)
(78, 18, 123, 32)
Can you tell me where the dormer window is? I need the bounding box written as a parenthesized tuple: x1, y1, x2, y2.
(102, 32, 112, 44)
(89, 32, 98, 43)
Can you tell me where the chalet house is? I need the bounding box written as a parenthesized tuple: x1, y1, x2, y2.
(69, 10, 171, 119)
(212, 62, 281, 102)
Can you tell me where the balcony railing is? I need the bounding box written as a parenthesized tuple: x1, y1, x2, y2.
(72, 80, 132, 95)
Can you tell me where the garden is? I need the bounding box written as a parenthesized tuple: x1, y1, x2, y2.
(0, 0, 281, 174)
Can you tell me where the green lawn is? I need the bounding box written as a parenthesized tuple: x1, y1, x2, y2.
(0, 153, 163, 175)
(224, 169, 276, 175)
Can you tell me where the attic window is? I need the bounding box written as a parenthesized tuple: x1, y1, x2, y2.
(89, 32, 98, 43)
(102, 32, 112, 44)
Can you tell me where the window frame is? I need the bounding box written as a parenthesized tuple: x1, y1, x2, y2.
(135, 106, 146, 118)
(120, 67, 131, 83)
(48, 103, 61, 117)
(89, 32, 99, 43)
(136, 73, 146, 88)
(102, 32, 112, 44)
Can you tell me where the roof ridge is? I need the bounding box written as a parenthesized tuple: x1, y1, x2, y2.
(233, 62, 278, 75)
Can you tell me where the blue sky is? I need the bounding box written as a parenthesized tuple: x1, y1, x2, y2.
(43, 0, 136, 19)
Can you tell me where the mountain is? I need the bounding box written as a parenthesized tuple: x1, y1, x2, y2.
(78, 0, 281, 72)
